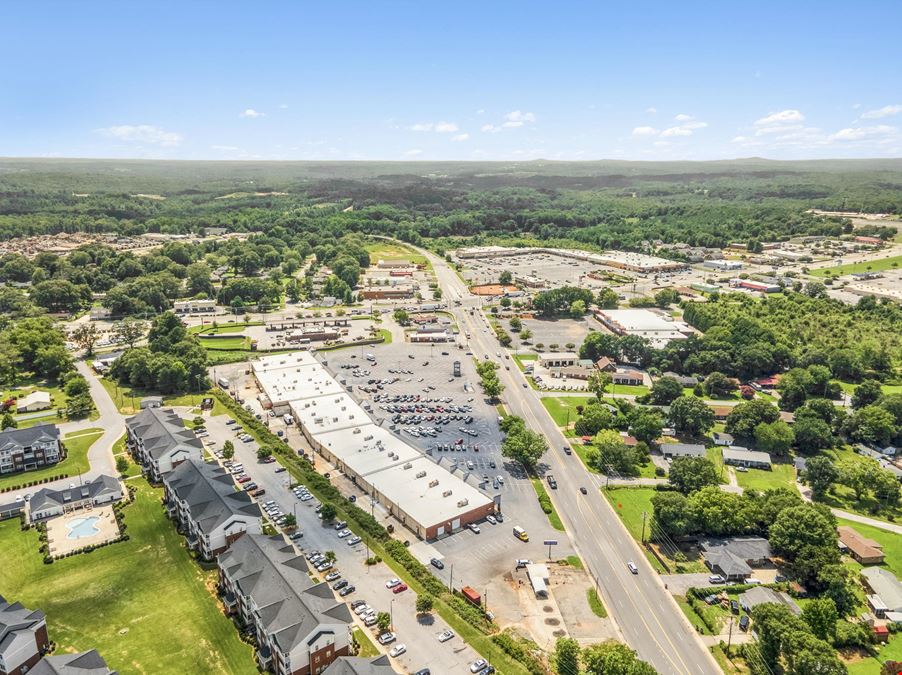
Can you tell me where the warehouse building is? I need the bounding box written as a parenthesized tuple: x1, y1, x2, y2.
(594, 309, 691, 347)
(253, 353, 495, 540)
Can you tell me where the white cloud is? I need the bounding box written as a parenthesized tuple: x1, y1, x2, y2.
(632, 126, 659, 136)
(755, 123, 805, 136)
(860, 105, 902, 119)
(403, 148, 423, 157)
(829, 125, 899, 142)
(411, 121, 459, 133)
(481, 123, 500, 133)
(645, 107, 657, 114)
(674, 113, 693, 122)
(98, 124, 182, 147)
(479, 110, 537, 132)
(754, 109, 804, 126)
(211, 144, 239, 151)
(660, 126, 693, 137)
(451, 133, 470, 142)
(279, 104, 289, 109)
(239, 109, 265, 118)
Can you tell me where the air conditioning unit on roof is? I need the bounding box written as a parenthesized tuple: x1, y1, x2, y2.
(416, 471, 426, 479)
(442, 490, 452, 497)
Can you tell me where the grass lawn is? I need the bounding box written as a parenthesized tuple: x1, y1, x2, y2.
(607, 384, 650, 396)
(734, 460, 796, 492)
(540, 395, 592, 427)
(837, 380, 902, 396)
(706, 446, 727, 484)
(189, 321, 262, 335)
(847, 633, 902, 675)
(564, 555, 584, 569)
(0, 428, 103, 491)
(530, 478, 565, 531)
(602, 488, 662, 568)
(99, 378, 231, 416)
(676, 596, 714, 635)
(512, 353, 538, 372)
(2, 377, 75, 428)
(810, 254, 902, 277)
(353, 627, 379, 658)
(587, 588, 608, 618)
(0, 481, 255, 675)
(835, 518, 902, 576)
(820, 446, 902, 523)
(198, 335, 251, 350)
(365, 241, 429, 267)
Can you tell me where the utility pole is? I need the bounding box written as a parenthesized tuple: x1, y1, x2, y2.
(448, 564, 453, 593)
(641, 511, 648, 544)
(726, 616, 734, 651)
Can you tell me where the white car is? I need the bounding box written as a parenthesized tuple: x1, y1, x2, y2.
(389, 644, 406, 658)
(468, 523, 480, 534)
(377, 632, 396, 645)
(386, 578, 401, 589)
(347, 535, 362, 545)
(354, 604, 371, 616)
(437, 629, 454, 642)
(470, 659, 488, 673)
(337, 529, 352, 538)
(486, 515, 497, 525)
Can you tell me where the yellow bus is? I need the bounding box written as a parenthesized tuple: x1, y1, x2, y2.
(513, 526, 529, 542)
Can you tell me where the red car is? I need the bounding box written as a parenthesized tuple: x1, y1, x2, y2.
(236, 475, 251, 483)
(392, 583, 408, 594)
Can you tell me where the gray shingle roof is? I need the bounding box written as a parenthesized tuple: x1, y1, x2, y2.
(29, 650, 116, 675)
(323, 655, 395, 675)
(0, 424, 60, 454)
(739, 586, 800, 615)
(126, 407, 202, 460)
(861, 567, 902, 612)
(219, 535, 353, 656)
(661, 443, 706, 457)
(29, 474, 122, 514)
(0, 595, 45, 653)
(164, 460, 261, 535)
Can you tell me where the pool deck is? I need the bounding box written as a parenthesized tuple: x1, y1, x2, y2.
(46, 505, 120, 556)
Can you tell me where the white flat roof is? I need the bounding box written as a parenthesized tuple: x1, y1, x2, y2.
(538, 352, 579, 361)
(255, 362, 344, 405)
(597, 308, 678, 332)
(253, 351, 320, 373)
(316, 425, 422, 477)
(290, 393, 369, 434)
(367, 456, 493, 529)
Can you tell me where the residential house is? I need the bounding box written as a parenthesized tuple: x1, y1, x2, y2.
(712, 432, 734, 447)
(0, 597, 49, 675)
(861, 567, 902, 620)
(0, 425, 62, 477)
(709, 405, 733, 421)
(15, 391, 51, 414)
(125, 407, 203, 482)
(838, 526, 885, 565)
(322, 655, 395, 675)
(660, 443, 706, 459)
(661, 371, 699, 388)
(701, 537, 773, 581)
(739, 586, 801, 616)
(594, 357, 616, 372)
(612, 369, 644, 386)
(722, 447, 772, 470)
(27, 475, 124, 523)
(29, 651, 117, 675)
(218, 534, 354, 675)
(162, 459, 262, 559)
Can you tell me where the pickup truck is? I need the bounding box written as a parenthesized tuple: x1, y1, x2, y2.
(546, 475, 558, 489)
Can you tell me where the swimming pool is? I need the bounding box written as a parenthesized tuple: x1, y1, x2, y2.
(66, 515, 101, 540)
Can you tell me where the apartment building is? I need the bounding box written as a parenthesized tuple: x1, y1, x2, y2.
(0, 425, 62, 477)
(0, 597, 49, 675)
(125, 407, 203, 481)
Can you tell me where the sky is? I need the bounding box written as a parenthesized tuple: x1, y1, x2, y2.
(2, 1, 901, 162)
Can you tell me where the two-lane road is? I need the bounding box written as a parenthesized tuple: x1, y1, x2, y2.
(421, 246, 721, 675)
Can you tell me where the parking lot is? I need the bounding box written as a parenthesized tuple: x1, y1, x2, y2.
(199, 411, 485, 674)
(460, 252, 622, 291)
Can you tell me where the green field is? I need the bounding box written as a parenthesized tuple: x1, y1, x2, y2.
(0, 428, 102, 491)
(810, 254, 902, 277)
(189, 321, 262, 335)
(734, 460, 796, 492)
(99, 377, 229, 416)
(603, 488, 666, 572)
(848, 633, 902, 675)
(0, 481, 256, 675)
(365, 241, 428, 267)
(511, 353, 537, 373)
(197, 334, 251, 350)
(541, 395, 593, 427)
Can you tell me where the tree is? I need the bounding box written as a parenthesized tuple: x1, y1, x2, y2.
(222, 440, 235, 459)
(519, 327, 532, 342)
(668, 395, 714, 436)
(112, 318, 147, 349)
(770, 504, 839, 584)
(591, 430, 643, 477)
(1, 412, 17, 430)
(654, 288, 679, 308)
(570, 299, 587, 317)
(844, 404, 896, 446)
(393, 309, 410, 326)
(71, 323, 100, 356)
(499, 270, 513, 285)
(817, 564, 858, 617)
(553, 637, 580, 675)
(803, 456, 837, 500)
(702, 371, 737, 399)
(754, 420, 795, 456)
(476, 362, 504, 401)
(376, 611, 392, 632)
(725, 399, 780, 439)
(35, 345, 74, 380)
(282, 514, 297, 529)
(579, 331, 620, 362)
(319, 503, 337, 522)
(257, 447, 273, 460)
(649, 376, 683, 405)
(415, 594, 434, 615)
(851, 379, 883, 409)
(582, 641, 657, 675)
(802, 597, 838, 642)
(116, 456, 129, 474)
(669, 456, 719, 495)
(629, 407, 664, 444)
(573, 404, 615, 436)
(651, 491, 693, 536)
(587, 370, 611, 400)
(597, 288, 619, 309)
(501, 417, 547, 471)
(793, 415, 834, 455)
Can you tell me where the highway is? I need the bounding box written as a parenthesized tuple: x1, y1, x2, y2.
(420, 246, 722, 675)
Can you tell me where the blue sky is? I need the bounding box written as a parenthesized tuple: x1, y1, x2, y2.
(2, 1, 901, 161)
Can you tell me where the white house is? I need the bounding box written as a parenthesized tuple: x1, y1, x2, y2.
(15, 391, 52, 414)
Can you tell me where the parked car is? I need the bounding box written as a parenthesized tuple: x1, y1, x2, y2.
(377, 632, 396, 645)
(437, 629, 454, 642)
(708, 575, 725, 585)
(389, 644, 406, 658)
(468, 523, 480, 534)
(470, 659, 488, 673)
(386, 578, 401, 589)
(392, 583, 408, 594)
(339, 585, 356, 597)
(430, 558, 444, 570)
(347, 535, 362, 545)
(325, 571, 341, 581)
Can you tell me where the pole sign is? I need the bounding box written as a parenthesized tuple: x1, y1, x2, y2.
(543, 540, 558, 546)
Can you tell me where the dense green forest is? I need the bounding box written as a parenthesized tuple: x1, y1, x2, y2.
(2, 158, 901, 250)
